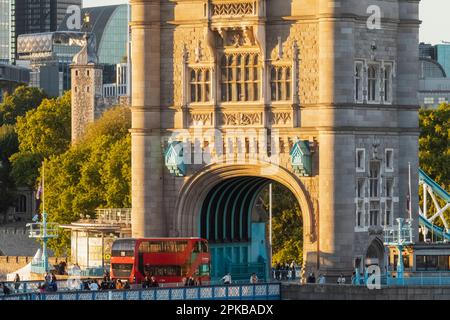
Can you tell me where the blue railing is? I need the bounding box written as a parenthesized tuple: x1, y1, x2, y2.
(0, 283, 281, 301)
(352, 272, 450, 287)
(386, 273, 450, 286)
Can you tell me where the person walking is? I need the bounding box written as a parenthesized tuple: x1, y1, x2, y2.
(306, 272, 316, 284)
(13, 274, 21, 293)
(275, 264, 281, 280)
(290, 261, 296, 280)
(44, 272, 52, 284)
(150, 276, 159, 287)
(142, 275, 151, 289)
(1, 283, 11, 295)
(221, 273, 232, 285)
(318, 274, 326, 284)
(250, 273, 259, 284)
(337, 274, 346, 285)
(116, 279, 124, 290)
(89, 280, 99, 291)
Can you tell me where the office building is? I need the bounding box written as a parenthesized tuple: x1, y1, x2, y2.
(0, 0, 81, 64)
(58, 5, 129, 66)
(418, 43, 450, 108)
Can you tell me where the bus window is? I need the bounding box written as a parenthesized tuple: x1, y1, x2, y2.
(193, 241, 201, 253)
(144, 265, 182, 277)
(112, 239, 136, 257)
(199, 264, 210, 276)
(201, 241, 208, 253)
(112, 263, 133, 277)
(142, 241, 188, 253)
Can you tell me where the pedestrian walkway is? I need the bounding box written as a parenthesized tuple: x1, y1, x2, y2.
(0, 283, 281, 301)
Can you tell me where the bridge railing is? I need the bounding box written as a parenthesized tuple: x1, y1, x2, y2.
(0, 283, 281, 301)
(386, 273, 450, 286)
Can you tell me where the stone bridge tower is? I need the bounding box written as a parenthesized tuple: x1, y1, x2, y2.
(130, 0, 421, 278)
(71, 35, 103, 143)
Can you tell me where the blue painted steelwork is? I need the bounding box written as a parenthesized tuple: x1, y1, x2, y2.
(200, 177, 270, 281)
(418, 169, 450, 240)
(386, 273, 450, 286)
(384, 218, 414, 280)
(165, 141, 185, 177)
(290, 140, 312, 177)
(0, 283, 281, 301)
(420, 169, 450, 203)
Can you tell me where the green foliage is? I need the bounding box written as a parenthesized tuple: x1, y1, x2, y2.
(15, 92, 71, 157)
(261, 183, 303, 266)
(0, 125, 19, 214)
(0, 86, 47, 126)
(10, 92, 71, 187)
(419, 103, 450, 229)
(419, 104, 450, 191)
(43, 106, 131, 254)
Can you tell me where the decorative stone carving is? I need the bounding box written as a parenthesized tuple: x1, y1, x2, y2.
(189, 113, 213, 127)
(217, 27, 256, 48)
(221, 112, 262, 126)
(268, 24, 319, 104)
(272, 112, 292, 125)
(212, 2, 255, 17)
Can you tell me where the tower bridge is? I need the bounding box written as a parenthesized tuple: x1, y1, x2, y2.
(129, 0, 421, 280)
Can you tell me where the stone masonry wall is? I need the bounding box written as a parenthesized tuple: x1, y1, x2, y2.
(0, 228, 39, 257)
(282, 284, 450, 300)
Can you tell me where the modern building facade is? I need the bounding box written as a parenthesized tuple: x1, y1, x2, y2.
(130, 0, 420, 280)
(0, 0, 81, 64)
(419, 58, 450, 108)
(17, 4, 130, 97)
(418, 43, 450, 108)
(58, 5, 129, 66)
(435, 44, 450, 79)
(0, 62, 29, 101)
(0, 0, 15, 63)
(17, 31, 85, 96)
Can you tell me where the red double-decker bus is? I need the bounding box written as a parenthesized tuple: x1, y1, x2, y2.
(110, 238, 211, 285)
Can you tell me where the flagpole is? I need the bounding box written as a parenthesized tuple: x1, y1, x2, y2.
(42, 162, 49, 273)
(269, 183, 273, 281)
(408, 162, 412, 221)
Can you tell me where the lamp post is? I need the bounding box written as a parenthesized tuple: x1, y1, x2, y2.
(384, 217, 414, 282)
(27, 162, 58, 274)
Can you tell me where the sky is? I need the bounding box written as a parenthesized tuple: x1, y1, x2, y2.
(83, 0, 444, 44)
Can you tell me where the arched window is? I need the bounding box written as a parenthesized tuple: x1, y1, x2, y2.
(355, 62, 363, 102)
(368, 65, 378, 102)
(270, 66, 292, 101)
(221, 53, 260, 102)
(383, 65, 392, 103)
(189, 68, 211, 103)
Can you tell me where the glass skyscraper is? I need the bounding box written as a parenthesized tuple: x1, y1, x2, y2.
(436, 44, 450, 79)
(0, 0, 14, 63)
(0, 0, 81, 64)
(59, 5, 129, 66)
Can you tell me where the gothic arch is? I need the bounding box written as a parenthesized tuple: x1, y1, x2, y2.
(173, 162, 316, 242)
(366, 238, 385, 266)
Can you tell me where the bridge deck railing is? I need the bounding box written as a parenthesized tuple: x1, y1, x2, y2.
(0, 283, 281, 301)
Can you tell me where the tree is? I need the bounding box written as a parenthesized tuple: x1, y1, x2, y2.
(10, 92, 71, 188)
(0, 125, 19, 221)
(0, 86, 47, 126)
(261, 183, 303, 266)
(14, 91, 71, 158)
(43, 106, 131, 255)
(419, 103, 450, 191)
(419, 103, 450, 227)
